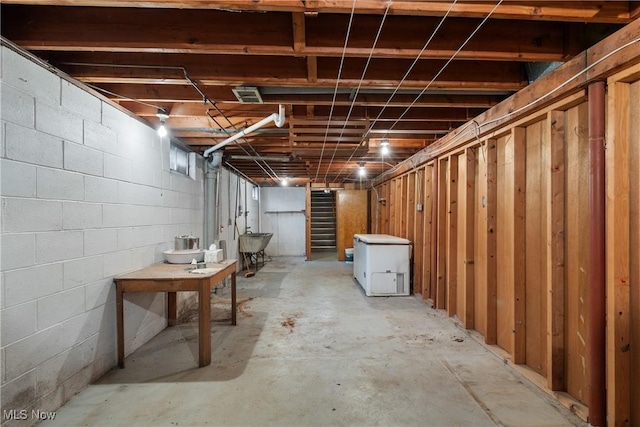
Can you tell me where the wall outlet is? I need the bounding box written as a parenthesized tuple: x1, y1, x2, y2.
(416, 203, 423, 211)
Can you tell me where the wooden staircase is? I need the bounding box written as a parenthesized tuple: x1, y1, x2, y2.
(311, 191, 336, 251)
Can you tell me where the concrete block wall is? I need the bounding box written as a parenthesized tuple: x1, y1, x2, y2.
(260, 187, 306, 256)
(215, 168, 259, 261)
(0, 46, 205, 423)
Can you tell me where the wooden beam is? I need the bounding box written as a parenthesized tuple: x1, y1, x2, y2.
(605, 80, 632, 427)
(1, 1, 631, 23)
(37, 51, 527, 91)
(292, 12, 306, 53)
(485, 139, 498, 345)
(436, 157, 448, 310)
(546, 110, 566, 391)
(94, 83, 504, 108)
(307, 56, 318, 83)
(446, 155, 459, 317)
(429, 161, 438, 303)
(512, 127, 527, 365)
(459, 148, 475, 329)
(1, 5, 610, 61)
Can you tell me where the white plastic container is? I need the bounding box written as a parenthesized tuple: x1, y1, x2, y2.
(345, 248, 354, 263)
(163, 249, 205, 264)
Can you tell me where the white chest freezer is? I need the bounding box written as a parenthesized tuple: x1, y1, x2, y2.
(353, 234, 411, 296)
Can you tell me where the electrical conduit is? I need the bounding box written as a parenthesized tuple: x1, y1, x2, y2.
(204, 151, 223, 248)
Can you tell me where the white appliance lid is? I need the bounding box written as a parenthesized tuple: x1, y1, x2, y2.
(354, 234, 410, 244)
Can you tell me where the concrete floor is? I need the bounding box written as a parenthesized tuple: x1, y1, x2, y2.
(49, 257, 585, 427)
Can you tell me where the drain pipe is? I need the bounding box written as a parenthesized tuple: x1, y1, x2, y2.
(588, 80, 606, 427)
(204, 151, 223, 248)
(203, 105, 285, 157)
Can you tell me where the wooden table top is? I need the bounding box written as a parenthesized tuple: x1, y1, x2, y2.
(114, 259, 237, 281)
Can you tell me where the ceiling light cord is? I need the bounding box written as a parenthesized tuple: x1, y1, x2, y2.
(322, 0, 392, 183)
(313, 0, 357, 182)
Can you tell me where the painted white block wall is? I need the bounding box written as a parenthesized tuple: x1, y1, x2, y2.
(0, 46, 205, 421)
(215, 169, 259, 261)
(260, 187, 306, 256)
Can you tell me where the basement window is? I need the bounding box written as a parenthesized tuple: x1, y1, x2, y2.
(170, 144, 197, 180)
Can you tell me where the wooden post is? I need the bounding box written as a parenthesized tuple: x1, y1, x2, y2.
(436, 158, 448, 309)
(486, 139, 498, 345)
(459, 148, 475, 328)
(414, 169, 425, 296)
(546, 110, 566, 391)
(198, 279, 212, 367)
(167, 292, 177, 326)
(446, 155, 459, 317)
(116, 285, 125, 368)
(605, 81, 631, 427)
(428, 163, 438, 303)
(512, 127, 527, 365)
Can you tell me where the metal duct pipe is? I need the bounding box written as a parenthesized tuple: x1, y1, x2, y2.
(588, 80, 606, 427)
(204, 151, 223, 248)
(229, 155, 291, 162)
(203, 105, 285, 157)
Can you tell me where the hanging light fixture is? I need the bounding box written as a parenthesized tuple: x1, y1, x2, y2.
(281, 177, 289, 186)
(380, 138, 390, 155)
(358, 162, 366, 177)
(156, 108, 169, 137)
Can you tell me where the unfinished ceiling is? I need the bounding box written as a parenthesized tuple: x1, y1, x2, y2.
(1, 1, 637, 185)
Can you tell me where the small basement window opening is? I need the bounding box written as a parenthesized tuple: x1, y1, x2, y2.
(170, 143, 196, 180)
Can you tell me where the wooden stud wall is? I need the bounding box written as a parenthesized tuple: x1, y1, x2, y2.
(605, 67, 640, 427)
(525, 119, 549, 378)
(474, 146, 488, 338)
(367, 38, 640, 422)
(630, 78, 640, 427)
(564, 102, 589, 404)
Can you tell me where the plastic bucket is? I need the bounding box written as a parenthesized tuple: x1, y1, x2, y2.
(345, 248, 354, 263)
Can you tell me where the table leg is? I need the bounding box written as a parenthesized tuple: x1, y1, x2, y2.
(167, 292, 177, 326)
(198, 279, 211, 367)
(116, 284, 125, 368)
(231, 272, 237, 326)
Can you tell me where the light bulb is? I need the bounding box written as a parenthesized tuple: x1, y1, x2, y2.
(158, 122, 167, 137)
(281, 178, 288, 186)
(358, 165, 366, 177)
(380, 139, 390, 155)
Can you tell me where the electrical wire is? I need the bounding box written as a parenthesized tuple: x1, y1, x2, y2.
(339, 0, 503, 183)
(66, 61, 281, 182)
(85, 83, 165, 110)
(360, 0, 458, 143)
(322, 0, 392, 183)
(427, 35, 640, 158)
(313, 0, 357, 182)
(330, 0, 459, 182)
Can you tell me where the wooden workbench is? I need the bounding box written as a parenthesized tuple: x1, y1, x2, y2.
(113, 259, 237, 368)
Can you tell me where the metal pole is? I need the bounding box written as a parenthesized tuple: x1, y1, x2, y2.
(588, 80, 606, 427)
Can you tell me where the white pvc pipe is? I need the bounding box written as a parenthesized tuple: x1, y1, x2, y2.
(203, 105, 285, 158)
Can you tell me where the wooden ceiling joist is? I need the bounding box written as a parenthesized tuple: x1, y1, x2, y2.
(2, 0, 634, 183)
